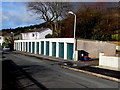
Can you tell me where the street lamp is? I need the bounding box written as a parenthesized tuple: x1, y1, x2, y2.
(11, 32, 14, 40)
(68, 11, 76, 39)
(68, 11, 77, 61)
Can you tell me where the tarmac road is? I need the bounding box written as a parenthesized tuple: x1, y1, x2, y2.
(2, 51, 119, 89)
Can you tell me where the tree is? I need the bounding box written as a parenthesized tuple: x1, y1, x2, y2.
(61, 2, 119, 41)
(27, 2, 71, 37)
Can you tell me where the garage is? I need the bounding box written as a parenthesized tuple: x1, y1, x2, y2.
(32, 42, 35, 53)
(26, 42, 27, 52)
(52, 42, 56, 56)
(59, 43, 64, 58)
(67, 43, 74, 60)
(46, 41, 49, 56)
(29, 42, 31, 52)
(21, 42, 22, 51)
(41, 41, 44, 55)
(36, 42, 39, 54)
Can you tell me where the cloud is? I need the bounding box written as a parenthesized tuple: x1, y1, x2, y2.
(2, 2, 45, 29)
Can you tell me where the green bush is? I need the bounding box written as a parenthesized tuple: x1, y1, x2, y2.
(45, 34, 53, 38)
(112, 34, 119, 41)
(2, 42, 9, 48)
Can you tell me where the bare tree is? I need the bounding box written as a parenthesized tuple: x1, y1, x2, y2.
(27, 2, 71, 37)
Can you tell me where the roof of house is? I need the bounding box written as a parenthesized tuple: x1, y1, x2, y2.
(21, 28, 52, 34)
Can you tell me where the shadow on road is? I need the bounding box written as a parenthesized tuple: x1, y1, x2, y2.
(2, 59, 48, 90)
(76, 66, 120, 79)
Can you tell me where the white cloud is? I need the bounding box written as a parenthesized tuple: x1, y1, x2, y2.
(2, 2, 44, 29)
(3, 15, 9, 21)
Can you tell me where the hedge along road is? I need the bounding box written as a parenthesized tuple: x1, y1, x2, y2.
(2, 51, 119, 89)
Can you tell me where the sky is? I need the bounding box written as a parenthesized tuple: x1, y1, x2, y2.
(1, 2, 45, 30)
(1, 1, 119, 30)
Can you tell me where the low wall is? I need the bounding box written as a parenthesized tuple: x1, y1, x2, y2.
(77, 40, 116, 58)
(99, 53, 120, 69)
(116, 46, 120, 51)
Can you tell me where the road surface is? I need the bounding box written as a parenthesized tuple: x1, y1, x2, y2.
(2, 51, 119, 89)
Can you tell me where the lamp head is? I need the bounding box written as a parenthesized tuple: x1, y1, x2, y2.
(68, 11, 74, 15)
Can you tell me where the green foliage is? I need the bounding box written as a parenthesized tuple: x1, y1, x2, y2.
(91, 33, 112, 41)
(112, 34, 119, 41)
(2, 42, 9, 48)
(45, 34, 53, 38)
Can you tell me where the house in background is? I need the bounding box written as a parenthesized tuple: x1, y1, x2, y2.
(0, 36, 4, 46)
(21, 28, 52, 40)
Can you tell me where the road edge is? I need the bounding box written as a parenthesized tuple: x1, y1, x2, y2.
(61, 66, 120, 83)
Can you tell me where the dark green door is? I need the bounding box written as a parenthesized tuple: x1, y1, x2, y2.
(19, 42, 20, 50)
(21, 42, 22, 51)
(15, 43, 18, 50)
(32, 42, 35, 53)
(41, 41, 44, 55)
(26, 42, 27, 52)
(29, 42, 31, 52)
(19, 42, 21, 50)
(23, 42, 25, 51)
(59, 43, 64, 58)
(36, 42, 39, 54)
(46, 41, 49, 56)
(67, 43, 74, 60)
(17, 43, 18, 50)
(52, 42, 56, 56)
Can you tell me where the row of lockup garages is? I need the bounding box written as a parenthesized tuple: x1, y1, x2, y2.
(14, 38, 75, 60)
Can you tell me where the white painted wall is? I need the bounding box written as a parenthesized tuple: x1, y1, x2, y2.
(116, 46, 120, 51)
(99, 53, 120, 69)
(14, 38, 75, 60)
(0, 36, 4, 46)
(21, 28, 52, 40)
(39, 30, 52, 39)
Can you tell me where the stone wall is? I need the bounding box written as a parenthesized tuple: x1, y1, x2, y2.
(77, 40, 116, 58)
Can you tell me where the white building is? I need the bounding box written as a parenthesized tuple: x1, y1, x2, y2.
(21, 28, 52, 40)
(14, 38, 75, 60)
(0, 36, 4, 46)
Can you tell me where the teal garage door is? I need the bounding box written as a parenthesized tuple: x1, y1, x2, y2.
(32, 42, 35, 53)
(19, 42, 21, 50)
(16, 43, 18, 50)
(36, 42, 39, 54)
(26, 42, 27, 52)
(41, 41, 44, 55)
(59, 43, 64, 58)
(46, 41, 49, 56)
(29, 42, 31, 52)
(52, 42, 56, 56)
(23, 42, 25, 51)
(21, 42, 22, 51)
(67, 43, 74, 60)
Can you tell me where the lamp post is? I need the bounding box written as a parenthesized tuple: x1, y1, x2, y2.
(68, 11, 77, 61)
(68, 11, 76, 39)
(11, 32, 14, 40)
(10, 32, 14, 51)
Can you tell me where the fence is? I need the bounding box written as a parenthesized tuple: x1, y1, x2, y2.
(14, 38, 74, 60)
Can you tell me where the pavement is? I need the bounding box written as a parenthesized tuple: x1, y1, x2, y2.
(12, 51, 120, 82)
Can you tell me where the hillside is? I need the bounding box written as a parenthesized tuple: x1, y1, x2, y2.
(1, 22, 47, 37)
